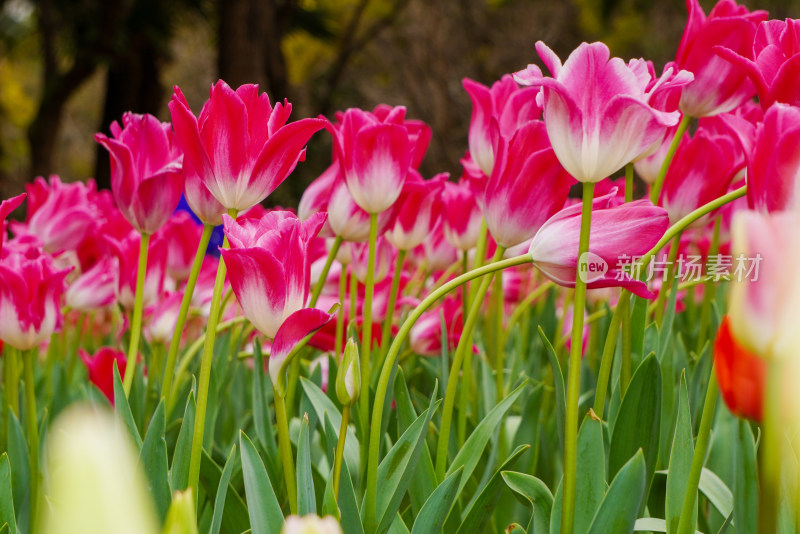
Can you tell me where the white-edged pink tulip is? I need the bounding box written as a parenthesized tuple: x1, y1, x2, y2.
(385, 171, 445, 251)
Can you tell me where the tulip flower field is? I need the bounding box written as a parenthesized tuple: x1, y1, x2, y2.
(2, 0, 799, 532)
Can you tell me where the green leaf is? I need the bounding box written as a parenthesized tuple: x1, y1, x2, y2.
(299, 378, 359, 476)
(296, 413, 316, 516)
(208, 445, 237, 534)
(665, 372, 694, 534)
(386, 513, 411, 534)
(632, 517, 702, 532)
(446, 381, 528, 497)
(113, 361, 142, 450)
(734, 420, 757, 534)
(139, 400, 171, 522)
(699, 468, 733, 521)
(609, 354, 661, 494)
(586, 450, 646, 534)
(505, 524, 527, 534)
(0, 454, 17, 534)
(456, 445, 530, 534)
(321, 466, 339, 520)
(239, 431, 284, 534)
(411, 467, 462, 534)
(170, 390, 195, 493)
(253, 340, 278, 458)
(538, 327, 565, 451)
(199, 450, 249, 534)
(502, 471, 553, 534)
(574, 416, 605, 534)
(339, 460, 365, 534)
(5, 414, 27, 524)
(375, 384, 440, 534)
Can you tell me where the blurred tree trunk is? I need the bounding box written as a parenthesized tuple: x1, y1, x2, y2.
(217, 0, 294, 100)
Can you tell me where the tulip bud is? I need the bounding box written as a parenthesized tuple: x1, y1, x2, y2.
(41, 406, 160, 534)
(281, 514, 343, 534)
(336, 338, 361, 406)
(162, 489, 199, 534)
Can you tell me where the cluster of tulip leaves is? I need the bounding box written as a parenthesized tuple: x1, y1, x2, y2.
(0, 285, 764, 534)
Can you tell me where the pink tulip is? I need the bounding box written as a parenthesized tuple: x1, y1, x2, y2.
(11, 176, 99, 254)
(106, 232, 168, 309)
(0, 193, 26, 256)
(95, 112, 184, 234)
(674, 0, 767, 117)
(79, 347, 127, 404)
(0, 245, 72, 350)
(145, 290, 185, 344)
(371, 104, 432, 169)
(184, 170, 226, 226)
(385, 171, 446, 251)
(298, 161, 340, 238)
(442, 179, 483, 251)
(65, 256, 119, 311)
(410, 296, 464, 356)
(156, 211, 204, 282)
(169, 81, 326, 212)
(463, 75, 541, 176)
(326, 175, 397, 242)
(528, 190, 669, 298)
(221, 211, 328, 338)
(268, 307, 334, 385)
(332, 107, 420, 214)
(659, 124, 741, 225)
(514, 41, 689, 182)
(423, 221, 460, 272)
(351, 237, 396, 284)
(745, 103, 800, 213)
(483, 120, 573, 248)
(728, 208, 800, 361)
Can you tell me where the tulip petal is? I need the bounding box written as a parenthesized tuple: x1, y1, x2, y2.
(268, 307, 334, 378)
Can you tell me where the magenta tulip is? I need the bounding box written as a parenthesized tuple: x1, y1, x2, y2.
(442, 179, 483, 251)
(463, 75, 541, 176)
(716, 19, 800, 110)
(106, 232, 168, 309)
(221, 211, 329, 338)
(528, 190, 669, 298)
(326, 175, 397, 242)
(156, 211, 204, 282)
(65, 256, 119, 312)
(298, 161, 339, 239)
(169, 81, 326, 212)
(95, 113, 184, 234)
(385, 171, 446, 251)
(0, 193, 26, 255)
(674, 0, 767, 117)
(514, 41, 690, 183)
(482, 120, 573, 248)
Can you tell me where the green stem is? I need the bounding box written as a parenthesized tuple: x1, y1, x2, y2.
(335, 265, 348, 358)
(349, 264, 358, 327)
(378, 249, 407, 374)
(123, 232, 151, 396)
(561, 181, 595, 534)
(649, 114, 692, 204)
(162, 224, 213, 406)
(758, 360, 782, 534)
(5, 346, 18, 419)
(310, 236, 342, 308)
(625, 163, 634, 203)
(653, 233, 682, 325)
(696, 217, 721, 354)
(620, 296, 632, 397)
(363, 253, 532, 532)
(437, 248, 504, 481)
(675, 365, 719, 534)
(275, 392, 298, 513)
(472, 218, 489, 272)
(506, 282, 555, 334)
(493, 264, 505, 404)
(23, 350, 39, 534)
(333, 404, 350, 498)
(359, 214, 379, 482)
(187, 210, 236, 506)
(592, 299, 624, 419)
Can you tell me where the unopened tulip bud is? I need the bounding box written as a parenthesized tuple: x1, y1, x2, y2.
(282, 514, 343, 534)
(41, 406, 160, 534)
(336, 338, 361, 406)
(163, 489, 199, 534)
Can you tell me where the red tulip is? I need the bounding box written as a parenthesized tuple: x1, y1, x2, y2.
(79, 347, 127, 404)
(95, 113, 184, 234)
(714, 316, 765, 421)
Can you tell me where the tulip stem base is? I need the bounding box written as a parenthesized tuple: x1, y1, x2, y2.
(162, 224, 214, 408)
(275, 392, 297, 514)
(358, 213, 378, 487)
(561, 181, 595, 534)
(333, 404, 350, 498)
(23, 349, 39, 534)
(123, 232, 151, 396)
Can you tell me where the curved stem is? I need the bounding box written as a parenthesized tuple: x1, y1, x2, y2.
(378, 249, 407, 372)
(363, 253, 531, 532)
(275, 392, 297, 513)
(162, 224, 213, 406)
(123, 232, 150, 395)
(359, 214, 379, 488)
(333, 404, 350, 498)
(649, 115, 692, 204)
(310, 236, 342, 308)
(187, 209, 236, 506)
(23, 350, 39, 534)
(676, 365, 719, 534)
